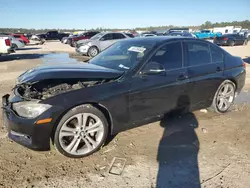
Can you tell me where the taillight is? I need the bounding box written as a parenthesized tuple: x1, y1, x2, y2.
(5, 39, 11, 46)
(223, 37, 228, 41)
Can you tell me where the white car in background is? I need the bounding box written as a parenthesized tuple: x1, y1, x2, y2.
(0, 36, 12, 55)
(9, 36, 25, 50)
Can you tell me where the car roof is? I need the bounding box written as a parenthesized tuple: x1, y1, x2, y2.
(125, 36, 194, 42)
(100, 32, 125, 35)
(121, 36, 210, 48)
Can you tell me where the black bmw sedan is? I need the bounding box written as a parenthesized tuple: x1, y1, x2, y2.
(2, 37, 246, 158)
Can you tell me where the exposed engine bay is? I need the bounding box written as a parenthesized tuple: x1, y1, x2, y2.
(16, 78, 108, 100)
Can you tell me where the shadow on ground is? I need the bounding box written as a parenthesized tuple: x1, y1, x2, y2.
(0, 54, 46, 62)
(157, 112, 200, 188)
(157, 94, 200, 188)
(17, 48, 41, 51)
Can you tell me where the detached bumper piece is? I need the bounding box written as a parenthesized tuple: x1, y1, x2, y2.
(2, 94, 51, 151)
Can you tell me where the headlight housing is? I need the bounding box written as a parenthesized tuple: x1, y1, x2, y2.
(13, 101, 52, 118)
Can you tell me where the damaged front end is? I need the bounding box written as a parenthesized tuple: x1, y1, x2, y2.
(13, 63, 124, 100)
(15, 78, 108, 100)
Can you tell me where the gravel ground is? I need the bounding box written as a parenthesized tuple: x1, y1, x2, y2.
(0, 41, 250, 188)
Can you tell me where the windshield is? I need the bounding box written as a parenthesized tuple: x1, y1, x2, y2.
(90, 33, 106, 40)
(89, 40, 154, 71)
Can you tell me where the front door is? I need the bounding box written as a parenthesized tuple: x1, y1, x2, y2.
(129, 42, 190, 123)
(99, 33, 114, 51)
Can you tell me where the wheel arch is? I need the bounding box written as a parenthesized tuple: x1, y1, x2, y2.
(50, 102, 113, 143)
(89, 45, 100, 51)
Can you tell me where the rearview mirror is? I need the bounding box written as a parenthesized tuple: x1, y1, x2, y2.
(140, 62, 166, 76)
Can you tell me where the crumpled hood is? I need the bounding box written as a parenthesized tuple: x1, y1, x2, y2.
(17, 63, 123, 84)
(76, 39, 92, 46)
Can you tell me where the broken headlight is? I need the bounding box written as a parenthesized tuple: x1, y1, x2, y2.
(13, 101, 52, 118)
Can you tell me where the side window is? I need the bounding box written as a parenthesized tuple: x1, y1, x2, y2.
(187, 42, 211, 66)
(210, 45, 223, 63)
(113, 33, 126, 39)
(150, 42, 182, 70)
(102, 34, 113, 41)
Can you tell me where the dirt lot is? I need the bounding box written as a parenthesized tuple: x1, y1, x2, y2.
(0, 41, 250, 188)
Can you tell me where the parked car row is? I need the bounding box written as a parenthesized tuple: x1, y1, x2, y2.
(60, 29, 249, 57)
(0, 33, 30, 55)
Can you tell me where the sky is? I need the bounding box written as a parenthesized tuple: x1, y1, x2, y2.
(0, 0, 250, 29)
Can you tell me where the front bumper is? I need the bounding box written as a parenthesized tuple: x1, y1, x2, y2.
(75, 45, 90, 55)
(2, 94, 55, 151)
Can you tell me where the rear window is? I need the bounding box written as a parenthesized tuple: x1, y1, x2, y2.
(187, 42, 211, 66)
(210, 45, 223, 63)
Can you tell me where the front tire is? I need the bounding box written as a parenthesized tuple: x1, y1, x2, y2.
(54, 104, 108, 158)
(88, 46, 99, 57)
(208, 80, 236, 113)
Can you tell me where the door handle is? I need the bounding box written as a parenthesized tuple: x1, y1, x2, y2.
(177, 74, 188, 81)
(216, 67, 222, 72)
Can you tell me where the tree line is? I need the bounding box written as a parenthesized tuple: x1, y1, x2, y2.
(0, 20, 249, 34)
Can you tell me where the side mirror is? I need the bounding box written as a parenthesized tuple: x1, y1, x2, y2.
(99, 37, 105, 41)
(140, 62, 166, 76)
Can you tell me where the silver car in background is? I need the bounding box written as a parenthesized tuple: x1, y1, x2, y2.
(8, 36, 25, 50)
(76, 32, 130, 57)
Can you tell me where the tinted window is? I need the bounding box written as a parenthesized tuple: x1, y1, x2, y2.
(102, 33, 113, 40)
(113, 33, 126, 39)
(187, 42, 211, 66)
(124, 33, 134, 38)
(210, 45, 223, 63)
(150, 42, 182, 70)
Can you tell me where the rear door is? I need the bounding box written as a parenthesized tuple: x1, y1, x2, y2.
(184, 41, 224, 110)
(234, 34, 245, 45)
(129, 41, 190, 122)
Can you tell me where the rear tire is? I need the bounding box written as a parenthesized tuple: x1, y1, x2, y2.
(229, 40, 235, 46)
(54, 104, 108, 158)
(208, 80, 236, 114)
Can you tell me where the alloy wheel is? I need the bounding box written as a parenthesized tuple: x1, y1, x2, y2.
(90, 48, 98, 57)
(58, 113, 104, 156)
(216, 83, 235, 112)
